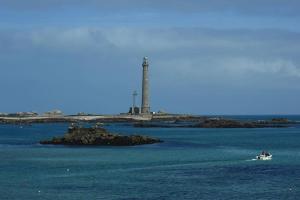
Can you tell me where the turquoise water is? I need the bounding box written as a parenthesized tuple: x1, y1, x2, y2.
(1, 116, 300, 200)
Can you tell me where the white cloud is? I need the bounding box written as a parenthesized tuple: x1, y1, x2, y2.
(223, 58, 300, 77)
(28, 28, 113, 52)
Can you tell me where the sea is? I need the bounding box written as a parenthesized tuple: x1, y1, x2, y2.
(0, 115, 300, 200)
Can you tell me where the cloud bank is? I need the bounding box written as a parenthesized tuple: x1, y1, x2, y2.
(2, 27, 299, 79)
(1, 0, 300, 17)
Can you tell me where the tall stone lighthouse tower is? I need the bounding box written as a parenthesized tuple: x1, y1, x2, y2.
(141, 57, 150, 114)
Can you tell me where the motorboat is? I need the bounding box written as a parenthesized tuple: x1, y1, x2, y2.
(256, 151, 272, 160)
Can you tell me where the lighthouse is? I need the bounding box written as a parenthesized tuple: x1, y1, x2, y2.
(141, 57, 150, 114)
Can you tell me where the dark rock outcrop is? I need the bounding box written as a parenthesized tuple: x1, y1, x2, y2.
(40, 126, 162, 146)
(194, 118, 288, 128)
(133, 118, 288, 128)
(195, 119, 264, 128)
(271, 118, 291, 124)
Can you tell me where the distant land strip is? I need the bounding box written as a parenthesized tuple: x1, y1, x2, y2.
(0, 114, 298, 128)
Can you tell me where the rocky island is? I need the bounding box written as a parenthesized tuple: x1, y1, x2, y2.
(40, 126, 162, 146)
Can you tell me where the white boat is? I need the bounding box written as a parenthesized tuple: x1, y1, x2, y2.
(256, 151, 272, 160)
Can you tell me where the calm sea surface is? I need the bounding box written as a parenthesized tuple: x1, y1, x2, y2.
(0, 115, 300, 200)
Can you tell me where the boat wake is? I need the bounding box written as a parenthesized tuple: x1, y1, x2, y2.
(246, 159, 257, 162)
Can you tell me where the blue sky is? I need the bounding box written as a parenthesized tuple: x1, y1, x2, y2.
(0, 0, 300, 115)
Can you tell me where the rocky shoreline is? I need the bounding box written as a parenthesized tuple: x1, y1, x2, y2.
(40, 126, 162, 146)
(0, 116, 136, 124)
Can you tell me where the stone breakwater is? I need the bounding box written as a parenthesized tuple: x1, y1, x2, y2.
(40, 126, 162, 146)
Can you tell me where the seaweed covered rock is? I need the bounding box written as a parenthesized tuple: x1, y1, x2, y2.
(196, 119, 286, 128)
(40, 126, 162, 146)
(198, 119, 256, 128)
(271, 118, 290, 124)
(133, 118, 288, 128)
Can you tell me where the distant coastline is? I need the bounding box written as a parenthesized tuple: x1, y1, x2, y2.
(0, 114, 298, 128)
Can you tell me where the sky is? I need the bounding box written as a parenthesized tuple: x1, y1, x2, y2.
(0, 0, 300, 115)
